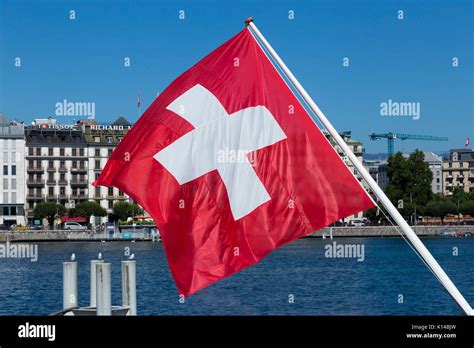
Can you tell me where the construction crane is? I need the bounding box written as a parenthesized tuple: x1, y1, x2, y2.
(368, 132, 448, 156)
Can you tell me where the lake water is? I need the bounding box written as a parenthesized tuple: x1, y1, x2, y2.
(0, 237, 472, 315)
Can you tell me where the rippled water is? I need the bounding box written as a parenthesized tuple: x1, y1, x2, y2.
(0, 237, 472, 315)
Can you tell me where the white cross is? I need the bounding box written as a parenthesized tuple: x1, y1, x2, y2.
(154, 84, 287, 220)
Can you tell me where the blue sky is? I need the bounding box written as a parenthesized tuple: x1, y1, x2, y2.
(0, 0, 472, 153)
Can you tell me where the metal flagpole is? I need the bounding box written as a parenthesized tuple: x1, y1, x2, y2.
(245, 18, 473, 316)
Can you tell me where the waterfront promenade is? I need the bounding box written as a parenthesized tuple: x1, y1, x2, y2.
(0, 225, 472, 242)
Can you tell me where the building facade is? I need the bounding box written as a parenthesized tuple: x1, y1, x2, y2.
(23, 117, 133, 224)
(324, 131, 366, 219)
(423, 152, 443, 194)
(0, 114, 26, 227)
(24, 120, 88, 223)
(83, 117, 132, 220)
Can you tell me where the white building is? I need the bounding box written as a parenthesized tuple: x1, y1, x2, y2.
(0, 114, 26, 227)
(423, 152, 443, 194)
(83, 117, 132, 222)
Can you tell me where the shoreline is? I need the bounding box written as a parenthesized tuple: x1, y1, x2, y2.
(0, 225, 472, 242)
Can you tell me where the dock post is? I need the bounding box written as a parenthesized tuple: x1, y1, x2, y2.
(121, 260, 137, 315)
(63, 261, 78, 310)
(96, 262, 112, 315)
(90, 260, 104, 307)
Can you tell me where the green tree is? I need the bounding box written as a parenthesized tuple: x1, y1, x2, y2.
(112, 201, 143, 221)
(33, 202, 66, 224)
(75, 201, 107, 218)
(385, 150, 432, 219)
(424, 200, 457, 224)
(460, 200, 474, 217)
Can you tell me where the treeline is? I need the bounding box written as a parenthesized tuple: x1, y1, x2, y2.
(33, 201, 143, 226)
(365, 150, 474, 224)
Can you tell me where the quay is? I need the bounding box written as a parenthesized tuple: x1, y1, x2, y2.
(0, 228, 160, 242)
(307, 225, 473, 238)
(0, 226, 472, 242)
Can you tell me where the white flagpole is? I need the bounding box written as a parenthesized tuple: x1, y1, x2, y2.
(245, 18, 473, 316)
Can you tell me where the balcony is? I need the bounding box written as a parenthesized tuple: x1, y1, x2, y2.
(58, 193, 68, 200)
(58, 179, 68, 185)
(70, 167, 87, 173)
(94, 195, 104, 200)
(70, 179, 88, 187)
(70, 194, 87, 200)
(58, 166, 68, 173)
(47, 179, 57, 185)
(27, 179, 45, 187)
(446, 183, 453, 187)
(46, 166, 57, 172)
(27, 166, 44, 173)
(26, 193, 45, 200)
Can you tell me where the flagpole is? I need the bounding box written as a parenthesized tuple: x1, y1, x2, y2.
(245, 18, 473, 316)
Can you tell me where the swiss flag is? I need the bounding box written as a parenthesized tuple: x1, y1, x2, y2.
(94, 28, 374, 295)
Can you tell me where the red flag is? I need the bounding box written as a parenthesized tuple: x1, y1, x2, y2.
(94, 28, 374, 295)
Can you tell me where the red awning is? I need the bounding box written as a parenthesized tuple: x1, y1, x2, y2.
(61, 216, 87, 222)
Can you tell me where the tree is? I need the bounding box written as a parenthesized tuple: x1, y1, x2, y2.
(75, 201, 107, 218)
(33, 202, 66, 225)
(460, 200, 474, 217)
(112, 201, 143, 221)
(423, 200, 457, 224)
(385, 150, 432, 220)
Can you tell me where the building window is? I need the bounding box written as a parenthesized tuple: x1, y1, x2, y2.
(60, 173, 65, 181)
(3, 192, 7, 203)
(48, 148, 53, 156)
(72, 148, 77, 156)
(108, 187, 114, 196)
(72, 161, 77, 168)
(94, 137, 100, 143)
(11, 178, 16, 189)
(28, 148, 33, 156)
(3, 152, 7, 162)
(60, 161, 65, 169)
(60, 148, 65, 156)
(36, 148, 41, 156)
(95, 173, 100, 180)
(79, 148, 84, 156)
(49, 187, 54, 196)
(95, 187, 101, 196)
(11, 192, 16, 203)
(95, 149, 100, 157)
(108, 200, 113, 209)
(11, 206, 17, 216)
(60, 187, 65, 196)
(11, 165, 16, 175)
(2, 207, 8, 216)
(95, 160, 101, 170)
(3, 178, 8, 189)
(108, 149, 113, 157)
(3, 165, 8, 175)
